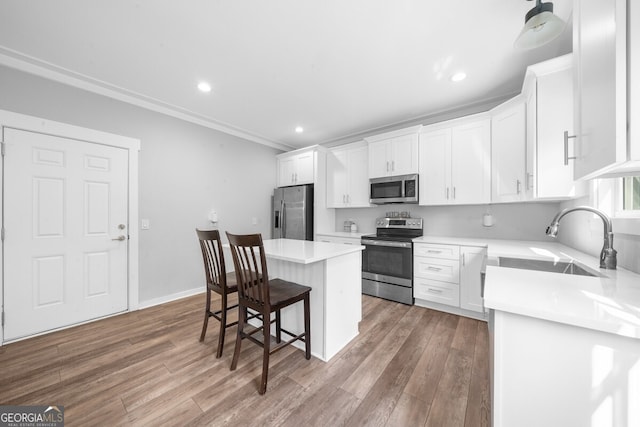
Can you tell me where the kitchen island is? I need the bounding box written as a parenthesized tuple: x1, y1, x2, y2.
(258, 238, 364, 362)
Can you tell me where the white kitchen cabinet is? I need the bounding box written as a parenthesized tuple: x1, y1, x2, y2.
(414, 242, 486, 319)
(491, 309, 640, 426)
(523, 54, 586, 200)
(277, 148, 315, 187)
(419, 115, 490, 205)
(365, 126, 421, 178)
(491, 98, 526, 203)
(459, 246, 486, 313)
(326, 141, 369, 208)
(572, 0, 640, 178)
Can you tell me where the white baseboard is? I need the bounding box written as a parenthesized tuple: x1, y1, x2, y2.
(138, 287, 204, 310)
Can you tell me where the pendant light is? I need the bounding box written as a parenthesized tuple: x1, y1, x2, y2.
(514, 0, 566, 50)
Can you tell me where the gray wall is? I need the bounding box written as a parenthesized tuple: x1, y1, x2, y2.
(0, 65, 281, 303)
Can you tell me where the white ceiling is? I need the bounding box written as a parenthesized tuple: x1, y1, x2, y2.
(0, 0, 573, 150)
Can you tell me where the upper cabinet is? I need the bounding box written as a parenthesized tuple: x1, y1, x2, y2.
(523, 54, 586, 199)
(491, 98, 526, 203)
(365, 126, 421, 178)
(572, 0, 640, 178)
(327, 141, 370, 208)
(277, 147, 315, 187)
(419, 115, 491, 205)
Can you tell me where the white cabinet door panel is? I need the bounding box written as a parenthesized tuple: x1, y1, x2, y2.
(451, 120, 491, 204)
(492, 101, 526, 203)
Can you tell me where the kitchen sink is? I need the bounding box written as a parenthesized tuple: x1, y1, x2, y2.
(492, 257, 604, 277)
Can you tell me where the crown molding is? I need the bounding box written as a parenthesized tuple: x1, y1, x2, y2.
(0, 47, 294, 152)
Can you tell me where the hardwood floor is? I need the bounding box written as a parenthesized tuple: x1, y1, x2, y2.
(0, 294, 490, 426)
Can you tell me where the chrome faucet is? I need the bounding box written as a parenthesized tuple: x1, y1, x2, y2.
(545, 206, 617, 270)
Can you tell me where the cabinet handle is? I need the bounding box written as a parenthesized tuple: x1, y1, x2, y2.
(462, 253, 466, 266)
(427, 266, 442, 271)
(426, 250, 442, 253)
(452, 187, 456, 199)
(516, 180, 521, 195)
(526, 172, 533, 191)
(446, 187, 450, 200)
(346, 194, 350, 203)
(391, 160, 395, 171)
(428, 288, 443, 294)
(343, 195, 346, 203)
(564, 131, 577, 166)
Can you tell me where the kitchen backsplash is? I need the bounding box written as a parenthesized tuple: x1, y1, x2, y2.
(335, 202, 562, 241)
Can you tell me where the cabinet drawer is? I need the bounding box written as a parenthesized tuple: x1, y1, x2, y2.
(414, 278, 460, 307)
(414, 257, 459, 283)
(414, 243, 460, 260)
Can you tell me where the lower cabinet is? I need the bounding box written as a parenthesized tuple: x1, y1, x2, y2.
(414, 242, 487, 320)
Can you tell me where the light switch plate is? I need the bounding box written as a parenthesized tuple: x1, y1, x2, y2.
(141, 219, 150, 230)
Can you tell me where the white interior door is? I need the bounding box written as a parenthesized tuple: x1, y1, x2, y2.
(3, 128, 129, 341)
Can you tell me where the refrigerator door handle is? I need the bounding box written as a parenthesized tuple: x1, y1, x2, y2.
(281, 200, 286, 238)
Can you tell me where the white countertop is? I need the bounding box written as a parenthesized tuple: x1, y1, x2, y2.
(415, 236, 640, 339)
(262, 238, 364, 264)
(316, 231, 369, 239)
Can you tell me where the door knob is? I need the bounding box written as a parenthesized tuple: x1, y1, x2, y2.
(112, 235, 126, 241)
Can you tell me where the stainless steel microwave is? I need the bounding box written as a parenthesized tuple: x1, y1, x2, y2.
(369, 173, 419, 204)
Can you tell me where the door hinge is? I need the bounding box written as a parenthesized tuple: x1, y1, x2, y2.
(1, 312, 4, 327)
(1, 142, 5, 157)
(1, 227, 4, 242)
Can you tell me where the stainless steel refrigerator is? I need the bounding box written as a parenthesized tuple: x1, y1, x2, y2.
(272, 184, 314, 240)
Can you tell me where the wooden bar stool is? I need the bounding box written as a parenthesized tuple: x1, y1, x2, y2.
(226, 232, 311, 395)
(196, 229, 239, 358)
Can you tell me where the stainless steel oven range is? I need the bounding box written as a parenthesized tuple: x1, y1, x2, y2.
(361, 216, 423, 305)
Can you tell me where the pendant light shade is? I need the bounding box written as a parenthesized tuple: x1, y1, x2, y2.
(514, 0, 566, 50)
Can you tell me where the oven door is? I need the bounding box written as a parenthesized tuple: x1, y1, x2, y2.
(361, 239, 413, 287)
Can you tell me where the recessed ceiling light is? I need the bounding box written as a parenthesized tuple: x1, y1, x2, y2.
(450, 72, 467, 82)
(197, 82, 212, 93)
(295, 126, 304, 133)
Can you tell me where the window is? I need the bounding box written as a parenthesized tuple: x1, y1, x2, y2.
(622, 176, 640, 211)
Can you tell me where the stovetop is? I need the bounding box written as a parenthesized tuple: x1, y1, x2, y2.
(361, 217, 424, 242)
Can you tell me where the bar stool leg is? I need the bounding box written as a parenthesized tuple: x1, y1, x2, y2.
(275, 311, 282, 343)
(304, 293, 311, 360)
(260, 317, 271, 395)
(230, 305, 245, 371)
(199, 288, 210, 342)
(216, 292, 228, 358)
